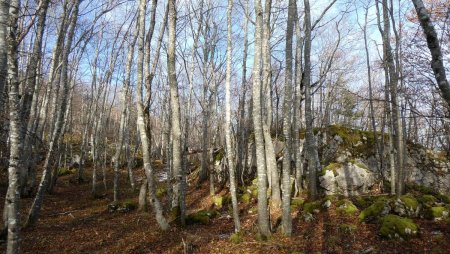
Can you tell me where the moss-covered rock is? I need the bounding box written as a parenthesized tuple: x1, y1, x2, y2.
(122, 199, 138, 212)
(108, 200, 138, 213)
(400, 195, 419, 211)
(336, 199, 359, 216)
(290, 198, 305, 210)
(352, 196, 375, 209)
(437, 194, 450, 204)
(303, 201, 321, 214)
(320, 163, 341, 177)
(393, 194, 420, 217)
(185, 210, 218, 225)
(424, 206, 449, 221)
(418, 194, 437, 208)
(359, 197, 391, 222)
(379, 215, 419, 240)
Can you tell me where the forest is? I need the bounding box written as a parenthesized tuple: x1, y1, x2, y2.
(0, 0, 449, 253)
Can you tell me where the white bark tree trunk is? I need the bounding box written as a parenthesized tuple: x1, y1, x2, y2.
(225, 0, 240, 233)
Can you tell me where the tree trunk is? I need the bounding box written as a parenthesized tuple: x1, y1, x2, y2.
(304, 0, 320, 200)
(225, 0, 240, 233)
(168, 0, 185, 224)
(281, 0, 295, 236)
(136, 0, 169, 230)
(5, 0, 22, 252)
(253, 0, 271, 238)
(261, 0, 281, 210)
(411, 0, 450, 109)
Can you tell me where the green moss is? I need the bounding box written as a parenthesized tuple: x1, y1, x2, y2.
(379, 215, 419, 239)
(407, 184, 438, 196)
(290, 198, 305, 210)
(213, 195, 231, 209)
(336, 199, 359, 216)
(348, 159, 369, 171)
(352, 196, 375, 209)
(320, 163, 341, 176)
(424, 206, 449, 220)
(418, 194, 437, 207)
(338, 223, 357, 233)
(437, 194, 450, 204)
(213, 148, 225, 161)
(169, 206, 180, 221)
(240, 193, 251, 204)
(359, 197, 390, 222)
(303, 201, 321, 214)
(400, 194, 419, 211)
(156, 187, 167, 198)
(230, 232, 241, 244)
(58, 167, 74, 176)
(122, 199, 137, 211)
(185, 210, 218, 225)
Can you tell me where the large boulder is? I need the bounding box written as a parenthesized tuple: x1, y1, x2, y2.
(319, 161, 375, 196)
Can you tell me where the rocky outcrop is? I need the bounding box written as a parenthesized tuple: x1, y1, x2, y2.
(318, 125, 450, 195)
(319, 161, 375, 196)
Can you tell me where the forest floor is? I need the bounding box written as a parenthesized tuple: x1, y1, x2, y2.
(0, 163, 449, 254)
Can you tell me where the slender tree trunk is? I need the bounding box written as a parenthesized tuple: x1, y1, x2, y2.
(261, 0, 281, 209)
(236, 0, 249, 186)
(304, 0, 320, 200)
(113, 33, 137, 203)
(293, 4, 304, 195)
(5, 0, 21, 251)
(281, 0, 295, 236)
(0, 0, 8, 127)
(253, 0, 271, 238)
(136, 0, 169, 231)
(225, 0, 240, 233)
(167, 0, 185, 224)
(362, 5, 382, 176)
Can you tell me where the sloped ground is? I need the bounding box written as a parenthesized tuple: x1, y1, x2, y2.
(0, 164, 448, 254)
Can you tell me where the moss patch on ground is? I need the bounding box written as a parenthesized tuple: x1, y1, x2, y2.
(58, 167, 74, 176)
(290, 198, 305, 210)
(338, 223, 357, 233)
(185, 210, 219, 225)
(379, 215, 419, 240)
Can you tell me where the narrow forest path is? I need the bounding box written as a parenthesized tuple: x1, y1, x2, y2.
(0, 165, 448, 253)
